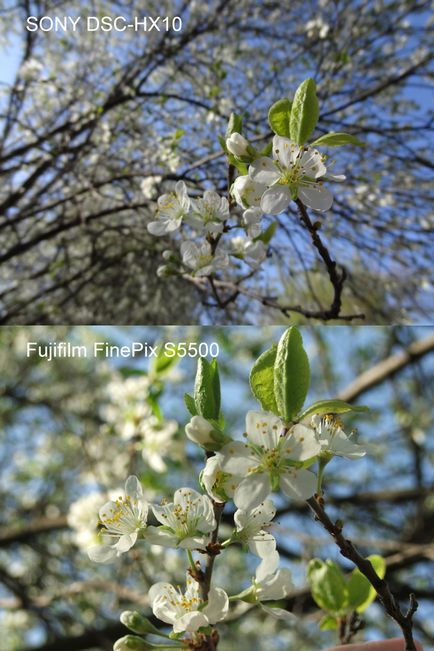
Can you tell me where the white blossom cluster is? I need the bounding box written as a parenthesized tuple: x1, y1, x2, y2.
(145, 132, 345, 282)
(86, 407, 365, 641)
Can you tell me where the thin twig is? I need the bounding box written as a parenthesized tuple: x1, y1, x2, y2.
(307, 495, 419, 651)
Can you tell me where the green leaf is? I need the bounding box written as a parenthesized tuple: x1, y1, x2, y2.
(259, 141, 273, 157)
(151, 345, 178, 375)
(228, 153, 248, 175)
(218, 135, 228, 153)
(225, 112, 243, 139)
(210, 358, 221, 417)
(255, 221, 277, 245)
(298, 399, 369, 422)
(347, 555, 386, 613)
(274, 327, 310, 421)
(307, 559, 348, 615)
(250, 345, 278, 414)
(184, 393, 198, 416)
(289, 78, 319, 145)
(310, 132, 365, 147)
(194, 357, 220, 420)
(268, 98, 292, 137)
(319, 614, 338, 631)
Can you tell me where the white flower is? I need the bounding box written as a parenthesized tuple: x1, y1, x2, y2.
(249, 135, 343, 213)
(149, 574, 229, 633)
(88, 476, 148, 563)
(140, 419, 179, 473)
(146, 488, 216, 549)
(226, 133, 250, 158)
(19, 58, 43, 81)
(67, 492, 106, 549)
(187, 190, 229, 234)
(311, 414, 366, 459)
(232, 175, 267, 209)
(242, 207, 263, 238)
(252, 551, 295, 619)
(200, 454, 239, 503)
(180, 241, 229, 277)
(219, 411, 321, 510)
(140, 175, 162, 198)
(254, 550, 294, 601)
(234, 499, 276, 557)
(185, 415, 214, 446)
(147, 181, 190, 236)
(230, 236, 266, 268)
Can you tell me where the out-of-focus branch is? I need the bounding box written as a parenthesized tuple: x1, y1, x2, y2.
(338, 334, 434, 402)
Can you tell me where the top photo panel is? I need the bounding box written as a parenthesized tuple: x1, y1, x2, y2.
(0, 0, 432, 326)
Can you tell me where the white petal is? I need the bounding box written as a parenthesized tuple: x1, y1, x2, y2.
(325, 173, 346, 182)
(249, 534, 277, 558)
(284, 423, 321, 461)
(249, 157, 280, 186)
(234, 473, 271, 510)
(178, 535, 208, 550)
(259, 567, 294, 600)
(280, 468, 317, 501)
(220, 441, 257, 475)
(115, 533, 137, 553)
(330, 430, 366, 459)
(261, 186, 291, 214)
(298, 185, 333, 212)
(260, 604, 297, 620)
(272, 135, 295, 169)
(255, 550, 280, 582)
(147, 220, 169, 236)
(202, 587, 229, 624)
(87, 544, 117, 563)
(148, 582, 176, 605)
(99, 500, 117, 525)
(125, 475, 142, 500)
(173, 611, 209, 633)
(246, 411, 284, 449)
(145, 525, 179, 547)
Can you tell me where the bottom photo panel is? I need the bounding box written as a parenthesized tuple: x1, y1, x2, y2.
(0, 326, 433, 651)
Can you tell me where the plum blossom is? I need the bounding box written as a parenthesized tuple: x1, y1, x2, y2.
(226, 133, 250, 158)
(200, 454, 239, 503)
(242, 207, 263, 238)
(249, 135, 345, 213)
(233, 499, 277, 557)
(67, 492, 106, 549)
(181, 241, 229, 277)
(187, 190, 229, 234)
(311, 414, 366, 459)
(149, 575, 229, 633)
(219, 411, 321, 510)
(88, 476, 148, 562)
(253, 551, 296, 619)
(230, 236, 267, 268)
(232, 174, 267, 209)
(147, 181, 190, 235)
(146, 487, 216, 549)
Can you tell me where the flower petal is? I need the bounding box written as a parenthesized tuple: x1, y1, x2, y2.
(280, 468, 317, 501)
(260, 185, 291, 214)
(233, 473, 271, 510)
(249, 157, 280, 186)
(298, 185, 333, 212)
(173, 611, 209, 633)
(87, 544, 117, 563)
(202, 587, 229, 624)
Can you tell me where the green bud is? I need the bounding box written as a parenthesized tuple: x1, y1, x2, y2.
(113, 634, 149, 651)
(156, 264, 174, 278)
(120, 611, 162, 636)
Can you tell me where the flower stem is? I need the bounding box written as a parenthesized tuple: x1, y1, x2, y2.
(187, 549, 196, 574)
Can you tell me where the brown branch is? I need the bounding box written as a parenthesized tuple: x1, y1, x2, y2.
(307, 496, 419, 651)
(295, 198, 356, 320)
(338, 334, 434, 402)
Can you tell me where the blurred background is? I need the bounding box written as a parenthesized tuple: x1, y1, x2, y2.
(0, 0, 433, 324)
(0, 325, 433, 650)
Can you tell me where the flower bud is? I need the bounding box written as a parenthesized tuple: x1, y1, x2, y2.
(113, 634, 149, 651)
(226, 133, 250, 158)
(156, 264, 173, 278)
(162, 249, 179, 262)
(120, 611, 161, 636)
(185, 415, 214, 446)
